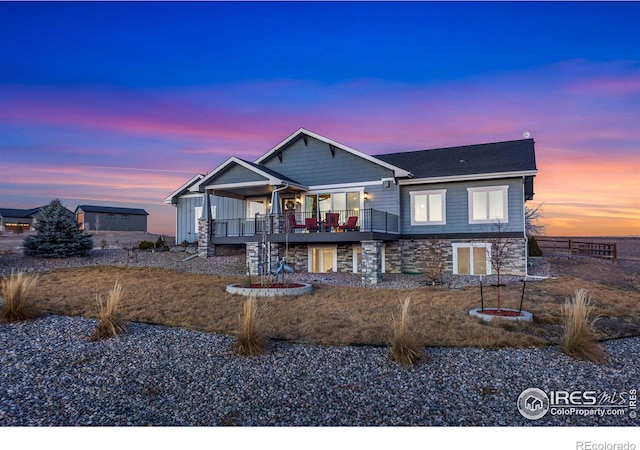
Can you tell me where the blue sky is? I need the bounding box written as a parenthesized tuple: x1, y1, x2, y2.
(1, 1, 639, 235)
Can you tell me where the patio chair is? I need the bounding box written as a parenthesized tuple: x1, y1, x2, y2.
(305, 217, 319, 232)
(324, 212, 340, 231)
(339, 215, 359, 231)
(287, 214, 307, 232)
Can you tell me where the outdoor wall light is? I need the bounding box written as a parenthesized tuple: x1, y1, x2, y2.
(364, 192, 369, 200)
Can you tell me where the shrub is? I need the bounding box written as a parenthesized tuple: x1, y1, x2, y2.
(138, 240, 155, 250)
(561, 289, 607, 363)
(1, 271, 41, 322)
(100, 239, 108, 250)
(180, 240, 190, 248)
(232, 297, 267, 356)
(390, 297, 424, 367)
(528, 236, 543, 257)
(91, 280, 127, 341)
(13, 225, 24, 235)
(155, 236, 165, 248)
(421, 238, 446, 286)
(23, 199, 93, 258)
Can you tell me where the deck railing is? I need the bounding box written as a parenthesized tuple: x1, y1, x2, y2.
(212, 209, 399, 237)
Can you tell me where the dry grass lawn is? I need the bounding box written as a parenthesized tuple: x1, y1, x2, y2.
(23, 263, 640, 349)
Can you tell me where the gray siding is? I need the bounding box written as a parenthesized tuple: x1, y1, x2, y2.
(211, 195, 246, 220)
(175, 193, 251, 243)
(366, 183, 400, 216)
(399, 178, 525, 235)
(262, 135, 395, 186)
(175, 195, 202, 244)
(83, 212, 147, 232)
(212, 164, 268, 185)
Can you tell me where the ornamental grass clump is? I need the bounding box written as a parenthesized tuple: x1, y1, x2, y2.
(232, 296, 267, 356)
(561, 289, 608, 364)
(390, 297, 424, 367)
(0, 271, 41, 322)
(91, 280, 127, 341)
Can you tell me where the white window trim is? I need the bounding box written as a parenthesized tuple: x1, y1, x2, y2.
(467, 185, 509, 224)
(303, 189, 365, 214)
(308, 245, 338, 273)
(452, 243, 492, 275)
(410, 189, 447, 226)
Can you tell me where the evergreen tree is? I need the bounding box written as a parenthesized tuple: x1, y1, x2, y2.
(23, 199, 94, 258)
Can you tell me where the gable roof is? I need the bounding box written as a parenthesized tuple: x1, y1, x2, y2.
(255, 128, 412, 178)
(0, 207, 41, 218)
(75, 205, 149, 216)
(376, 138, 537, 183)
(191, 156, 307, 192)
(164, 173, 205, 204)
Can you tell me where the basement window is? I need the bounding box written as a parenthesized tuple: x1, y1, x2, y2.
(453, 243, 492, 275)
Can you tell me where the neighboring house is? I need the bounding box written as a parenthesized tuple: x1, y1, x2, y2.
(165, 128, 537, 285)
(75, 205, 149, 232)
(0, 206, 74, 232)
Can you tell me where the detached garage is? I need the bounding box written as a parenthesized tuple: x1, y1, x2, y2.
(75, 205, 148, 232)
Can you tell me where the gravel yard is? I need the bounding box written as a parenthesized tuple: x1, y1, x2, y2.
(1, 233, 639, 427)
(1, 314, 638, 426)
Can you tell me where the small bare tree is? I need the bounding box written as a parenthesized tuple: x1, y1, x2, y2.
(94, 214, 101, 233)
(421, 238, 446, 286)
(525, 203, 545, 236)
(488, 221, 518, 310)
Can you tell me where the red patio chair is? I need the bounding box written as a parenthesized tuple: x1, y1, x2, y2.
(287, 214, 307, 232)
(339, 216, 359, 231)
(324, 212, 340, 231)
(305, 217, 319, 232)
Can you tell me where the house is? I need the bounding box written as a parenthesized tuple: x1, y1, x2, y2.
(75, 205, 149, 232)
(0, 205, 74, 233)
(165, 128, 537, 285)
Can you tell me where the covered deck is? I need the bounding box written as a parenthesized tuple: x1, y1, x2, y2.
(210, 209, 400, 244)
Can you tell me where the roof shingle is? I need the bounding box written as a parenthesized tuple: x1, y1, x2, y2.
(376, 138, 536, 179)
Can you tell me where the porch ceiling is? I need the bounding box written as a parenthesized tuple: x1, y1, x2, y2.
(210, 183, 306, 199)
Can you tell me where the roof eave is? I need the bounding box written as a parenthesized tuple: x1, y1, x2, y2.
(164, 174, 205, 204)
(398, 170, 538, 186)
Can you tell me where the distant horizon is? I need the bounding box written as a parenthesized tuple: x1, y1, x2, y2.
(1, 2, 638, 236)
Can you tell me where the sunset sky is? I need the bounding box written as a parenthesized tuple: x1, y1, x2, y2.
(1, 2, 639, 236)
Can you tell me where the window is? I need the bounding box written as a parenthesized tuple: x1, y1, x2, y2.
(121, 214, 129, 220)
(410, 190, 446, 225)
(309, 246, 337, 273)
(247, 200, 265, 217)
(107, 214, 116, 219)
(467, 186, 508, 224)
(304, 191, 361, 222)
(453, 243, 491, 275)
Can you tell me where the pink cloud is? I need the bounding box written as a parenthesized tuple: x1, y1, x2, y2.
(2, 59, 639, 236)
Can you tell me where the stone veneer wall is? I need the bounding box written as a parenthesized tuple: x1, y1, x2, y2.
(396, 238, 527, 276)
(361, 240, 383, 286)
(197, 219, 215, 257)
(244, 238, 527, 277)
